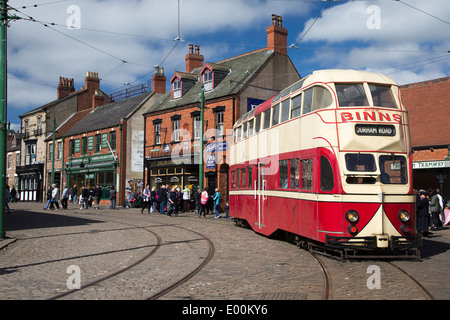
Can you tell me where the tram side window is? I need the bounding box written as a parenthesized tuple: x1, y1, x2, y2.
(247, 166, 253, 188)
(248, 119, 254, 136)
(279, 160, 288, 189)
(271, 103, 280, 126)
(241, 168, 246, 189)
(379, 155, 407, 184)
(369, 84, 397, 109)
(301, 159, 313, 190)
(263, 109, 271, 130)
(320, 156, 334, 192)
(336, 83, 369, 107)
(312, 86, 333, 112)
(290, 158, 300, 189)
(236, 169, 240, 188)
(291, 94, 302, 118)
(281, 99, 290, 122)
(303, 89, 313, 115)
(231, 171, 236, 189)
(236, 126, 242, 142)
(254, 114, 261, 133)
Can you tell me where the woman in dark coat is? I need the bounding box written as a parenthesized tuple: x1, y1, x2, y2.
(416, 190, 430, 237)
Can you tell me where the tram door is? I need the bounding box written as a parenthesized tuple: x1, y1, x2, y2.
(255, 163, 266, 229)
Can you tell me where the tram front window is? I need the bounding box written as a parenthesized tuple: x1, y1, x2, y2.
(336, 84, 368, 107)
(379, 155, 407, 184)
(369, 84, 397, 109)
(345, 154, 376, 172)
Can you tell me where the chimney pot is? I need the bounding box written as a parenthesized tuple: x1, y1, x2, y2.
(185, 44, 204, 73)
(266, 15, 288, 55)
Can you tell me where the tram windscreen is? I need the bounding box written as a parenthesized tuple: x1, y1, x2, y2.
(345, 154, 376, 172)
(336, 84, 369, 107)
(369, 84, 397, 108)
(379, 155, 407, 184)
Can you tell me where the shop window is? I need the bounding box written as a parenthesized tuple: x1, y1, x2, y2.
(155, 123, 161, 145)
(301, 158, 313, 190)
(82, 137, 87, 155)
(95, 134, 101, 153)
(109, 131, 116, 150)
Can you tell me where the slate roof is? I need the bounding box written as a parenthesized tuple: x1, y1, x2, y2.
(64, 93, 152, 137)
(400, 76, 450, 148)
(143, 48, 274, 114)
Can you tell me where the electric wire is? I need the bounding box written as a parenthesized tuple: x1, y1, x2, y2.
(395, 0, 450, 26)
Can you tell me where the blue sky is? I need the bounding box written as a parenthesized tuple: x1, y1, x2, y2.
(7, 0, 450, 131)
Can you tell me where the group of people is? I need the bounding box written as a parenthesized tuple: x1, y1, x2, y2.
(416, 188, 448, 237)
(43, 184, 103, 211)
(137, 184, 226, 219)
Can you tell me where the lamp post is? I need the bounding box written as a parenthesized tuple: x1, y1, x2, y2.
(199, 84, 204, 191)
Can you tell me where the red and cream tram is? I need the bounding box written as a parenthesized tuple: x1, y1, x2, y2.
(229, 69, 421, 258)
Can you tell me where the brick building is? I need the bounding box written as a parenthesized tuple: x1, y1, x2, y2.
(17, 72, 108, 202)
(400, 76, 450, 200)
(62, 69, 166, 206)
(143, 15, 301, 205)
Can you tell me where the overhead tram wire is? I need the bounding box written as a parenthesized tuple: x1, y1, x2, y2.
(395, 0, 450, 26)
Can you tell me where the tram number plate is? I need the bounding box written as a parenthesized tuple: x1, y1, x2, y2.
(355, 124, 396, 136)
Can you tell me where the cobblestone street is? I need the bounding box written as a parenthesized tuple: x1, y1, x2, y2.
(1, 202, 449, 302)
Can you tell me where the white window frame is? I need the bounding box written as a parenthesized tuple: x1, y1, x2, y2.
(203, 71, 213, 91)
(173, 80, 181, 99)
(173, 119, 180, 142)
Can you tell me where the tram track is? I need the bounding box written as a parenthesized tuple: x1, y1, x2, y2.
(48, 212, 215, 300)
(308, 252, 332, 300)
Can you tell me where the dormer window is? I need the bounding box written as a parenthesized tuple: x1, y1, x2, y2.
(173, 80, 181, 99)
(200, 63, 229, 93)
(203, 71, 213, 91)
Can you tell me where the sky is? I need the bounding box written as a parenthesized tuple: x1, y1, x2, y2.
(6, 0, 450, 132)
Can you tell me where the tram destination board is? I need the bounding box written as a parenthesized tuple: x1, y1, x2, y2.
(355, 124, 396, 136)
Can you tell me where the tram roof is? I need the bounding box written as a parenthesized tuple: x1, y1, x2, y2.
(234, 69, 399, 127)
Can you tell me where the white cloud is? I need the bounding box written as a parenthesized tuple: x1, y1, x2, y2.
(294, 0, 450, 84)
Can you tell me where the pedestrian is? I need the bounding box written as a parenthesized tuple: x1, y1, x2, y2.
(199, 187, 208, 218)
(43, 186, 52, 210)
(430, 188, 441, 231)
(193, 184, 200, 214)
(71, 185, 77, 204)
(109, 186, 116, 210)
(141, 184, 151, 214)
(80, 186, 89, 210)
(51, 183, 60, 210)
(10, 186, 16, 203)
(93, 185, 102, 209)
(151, 186, 157, 213)
(436, 189, 445, 228)
(416, 189, 430, 237)
(5, 185, 10, 213)
(88, 187, 94, 208)
(176, 187, 183, 212)
(158, 185, 167, 215)
(61, 186, 69, 209)
(167, 187, 177, 216)
(213, 188, 221, 219)
(182, 185, 190, 212)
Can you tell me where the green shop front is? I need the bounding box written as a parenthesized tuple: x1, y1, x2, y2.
(65, 153, 117, 201)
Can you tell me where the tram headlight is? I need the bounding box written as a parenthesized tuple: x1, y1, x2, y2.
(345, 210, 359, 223)
(398, 210, 410, 222)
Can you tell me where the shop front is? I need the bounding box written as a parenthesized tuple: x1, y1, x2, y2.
(65, 153, 117, 200)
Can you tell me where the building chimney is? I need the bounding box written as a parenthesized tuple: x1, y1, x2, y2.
(185, 44, 204, 73)
(266, 14, 288, 55)
(85, 71, 100, 91)
(92, 90, 106, 111)
(57, 77, 75, 99)
(152, 66, 166, 94)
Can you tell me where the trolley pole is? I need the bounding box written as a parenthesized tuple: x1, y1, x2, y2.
(0, 0, 8, 239)
(199, 84, 204, 191)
